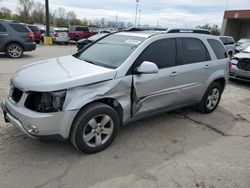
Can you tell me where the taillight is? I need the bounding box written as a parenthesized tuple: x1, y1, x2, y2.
(27, 32, 34, 41)
(228, 60, 232, 72)
(54, 32, 58, 37)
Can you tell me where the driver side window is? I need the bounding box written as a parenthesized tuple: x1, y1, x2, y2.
(135, 38, 176, 69)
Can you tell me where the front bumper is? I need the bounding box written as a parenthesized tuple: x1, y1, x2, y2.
(1, 96, 78, 140)
(230, 65, 250, 82)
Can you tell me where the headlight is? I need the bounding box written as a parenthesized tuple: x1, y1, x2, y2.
(25, 90, 66, 113)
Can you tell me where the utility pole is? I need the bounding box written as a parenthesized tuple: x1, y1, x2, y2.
(45, 0, 50, 36)
(225, 0, 229, 10)
(138, 10, 141, 26)
(135, 0, 139, 26)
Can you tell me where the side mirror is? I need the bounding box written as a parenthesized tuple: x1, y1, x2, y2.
(136, 61, 159, 74)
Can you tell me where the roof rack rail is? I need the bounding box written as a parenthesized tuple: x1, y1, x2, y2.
(125, 26, 168, 32)
(0, 19, 19, 23)
(166, 28, 211, 35)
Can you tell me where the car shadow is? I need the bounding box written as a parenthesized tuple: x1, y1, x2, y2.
(0, 54, 34, 59)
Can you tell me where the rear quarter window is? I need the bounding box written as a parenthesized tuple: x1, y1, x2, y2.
(10, 24, 30, 33)
(227, 37, 235, 45)
(219, 37, 227, 45)
(208, 39, 228, 59)
(27, 25, 39, 32)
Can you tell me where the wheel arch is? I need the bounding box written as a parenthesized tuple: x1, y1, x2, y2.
(5, 41, 24, 52)
(68, 98, 124, 138)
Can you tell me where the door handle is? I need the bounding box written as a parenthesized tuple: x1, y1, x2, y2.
(204, 64, 211, 69)
(170, 71, 179, 77)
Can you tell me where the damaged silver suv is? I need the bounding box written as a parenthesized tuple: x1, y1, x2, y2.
(1, 31, 230, 153)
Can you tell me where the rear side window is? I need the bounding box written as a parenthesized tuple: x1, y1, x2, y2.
(10, 24, 30, 33)
(177, 38, 210, 65)
(27, 25, 39, 32)
(208, 39, 228, 59)
(220, 37, 227, 45)
(76, 27, 89, 32)
(0, 23, 7, 32)
(227, 37, 235, 45)
(137, 38, 176, 69)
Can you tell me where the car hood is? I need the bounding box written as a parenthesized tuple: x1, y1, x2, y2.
(234, 52, 250, 59)
(12, 55, 117, 92)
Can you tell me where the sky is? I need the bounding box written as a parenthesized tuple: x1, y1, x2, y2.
(1, 0, 250, 27)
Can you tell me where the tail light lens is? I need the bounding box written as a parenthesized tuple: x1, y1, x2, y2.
(228, 60, 232, 72)
(27, 32, 34, 41)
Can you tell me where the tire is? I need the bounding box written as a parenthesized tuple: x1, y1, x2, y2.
(36, 40, 40, 44)
(75, 36, 80, 42)
(6, 43, 24, 58)
(197, 82, 222, 113)
(70, 103, 120, 154)
(65, 42, 69, 45)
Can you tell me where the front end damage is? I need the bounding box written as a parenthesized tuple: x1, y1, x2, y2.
(1, 76, 133, 140)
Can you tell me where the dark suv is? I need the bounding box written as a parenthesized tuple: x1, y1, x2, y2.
(0, 20, 36, 58)
(68, 26, 96, 41)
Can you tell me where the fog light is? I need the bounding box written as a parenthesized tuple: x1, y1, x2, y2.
(25, 125, 39, 134)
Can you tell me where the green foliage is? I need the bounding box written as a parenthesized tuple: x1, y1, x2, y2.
(0, 7, 12, 19)
(197, 23, 221, 36)
(0, 2, 127, 29)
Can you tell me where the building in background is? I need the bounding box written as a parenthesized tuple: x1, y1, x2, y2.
(221, 10, 250, 40)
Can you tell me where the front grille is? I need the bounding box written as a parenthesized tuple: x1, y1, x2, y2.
(238, 59, 250, 71)
(10, 86, 23, 103)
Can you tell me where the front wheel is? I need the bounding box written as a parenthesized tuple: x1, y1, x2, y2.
(70, 103, 120, 153)
(197, 82, 222, 113)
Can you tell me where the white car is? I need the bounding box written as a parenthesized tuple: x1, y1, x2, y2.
(1, 31, 229, 153)
(230, 45, 250, 82)
(219, 36, 235, 58)
(51, 28, 69, 45)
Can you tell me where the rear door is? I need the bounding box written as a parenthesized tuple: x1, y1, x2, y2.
(0, 22, 9, 52)
(174, 37, 212, 104)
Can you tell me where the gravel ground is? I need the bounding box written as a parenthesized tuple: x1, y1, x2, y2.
(0, 45, 250, 188)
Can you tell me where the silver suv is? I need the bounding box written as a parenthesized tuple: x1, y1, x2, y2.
(1, 31, 230, 153)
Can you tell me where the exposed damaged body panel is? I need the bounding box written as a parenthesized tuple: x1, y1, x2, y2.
(64, 76, 133, 122)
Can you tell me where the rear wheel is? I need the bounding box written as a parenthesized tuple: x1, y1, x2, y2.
(197, 82, 222, 113)
(70, 103, 120, 153)
(6, 43, 23, 58)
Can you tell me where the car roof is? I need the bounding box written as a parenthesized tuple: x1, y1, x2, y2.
(114, 31, 216, 39)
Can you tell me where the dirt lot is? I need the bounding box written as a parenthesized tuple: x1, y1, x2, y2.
(0, 45, 250, 188)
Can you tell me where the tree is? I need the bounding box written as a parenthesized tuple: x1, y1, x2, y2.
(0, 7, 12, 19)
(31, 2, 45, 24)
(197, 23, 221, 36)
(16, 0, 34, 23)
(55, 7, 68, 27)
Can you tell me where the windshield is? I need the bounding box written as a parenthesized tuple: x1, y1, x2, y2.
(240, 42, 250, 49)
(76, 34, 146, 69)
(88, 33, 108, 41)
(237, 39, 250, 45)
(243, 45, 250, 53)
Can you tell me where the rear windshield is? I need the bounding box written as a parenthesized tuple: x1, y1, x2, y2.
(76, 34, 146, 69)
(10, 24, 30, 33)
(208, 39, 228, 59)
(75, 27, 89, 32)
(27, 25, 39, 32)
(55, 29, 67, 32)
